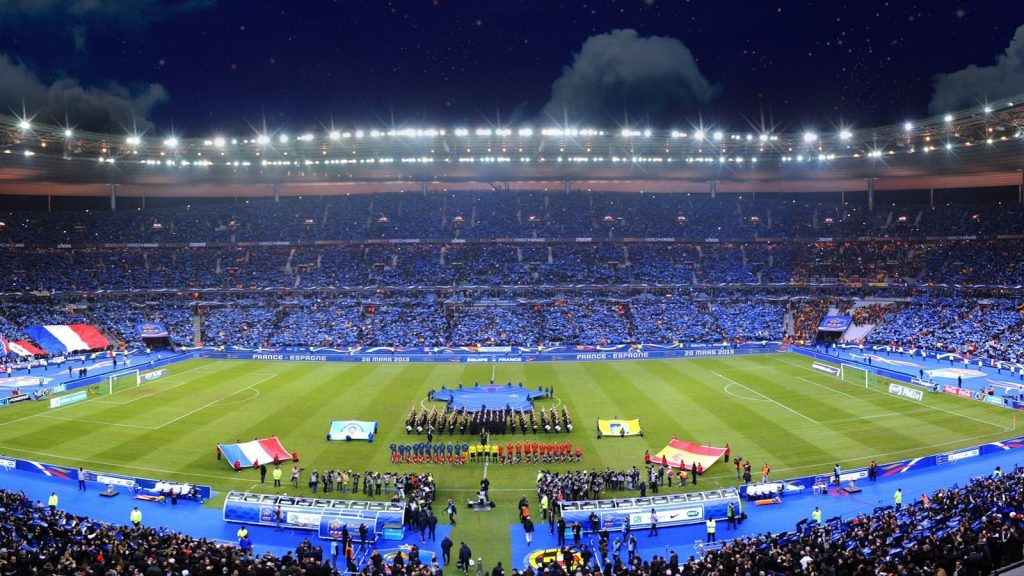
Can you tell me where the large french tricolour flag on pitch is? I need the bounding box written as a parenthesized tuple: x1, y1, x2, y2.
(218, 437, 293, 469)
(23, 325, 109, 354)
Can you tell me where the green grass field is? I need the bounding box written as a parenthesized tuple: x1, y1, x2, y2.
(0, 353, 1015, 563)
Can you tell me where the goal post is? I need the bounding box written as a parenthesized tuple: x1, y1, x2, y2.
(839, 364, 878, 388)
(105, 369, 141, 396)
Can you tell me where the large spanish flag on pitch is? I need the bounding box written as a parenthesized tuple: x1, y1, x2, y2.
(651, 437, 726, 471)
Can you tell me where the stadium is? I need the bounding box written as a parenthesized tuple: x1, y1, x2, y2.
(3, 5, 1024, 576)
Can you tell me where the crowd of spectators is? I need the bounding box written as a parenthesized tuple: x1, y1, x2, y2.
(2, 238, 1024, 292)
(0, 487, 340, 575)
(4, 291, 1024, 360)
(868, 297, 1024, 360)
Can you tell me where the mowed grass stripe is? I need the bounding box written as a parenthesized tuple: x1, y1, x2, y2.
(58, 366, 274, 428)
(0, 360, 257, 451)
(660, 358, 837, 469)
(707, 357, 1012, 471)
(575, 362, 682, 471)
(769, 354, 1015, 431)
(716, 362, 954, 455)
(82, 365, 299, 468)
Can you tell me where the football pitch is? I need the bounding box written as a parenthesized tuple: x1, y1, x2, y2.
(0, 352, 1015, 562)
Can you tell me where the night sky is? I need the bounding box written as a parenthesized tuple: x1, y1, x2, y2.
(0, 0, 1022, 134)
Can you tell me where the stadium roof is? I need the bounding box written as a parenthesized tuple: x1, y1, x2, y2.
(1, 97, 1023, 197)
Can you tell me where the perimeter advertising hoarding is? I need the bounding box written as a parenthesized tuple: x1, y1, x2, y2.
(199, 345, 780, 364)
(888, 383, 923, 401)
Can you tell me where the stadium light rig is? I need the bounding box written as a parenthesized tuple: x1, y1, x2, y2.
(802, 132, 818, 143)
(163, 137, 178, 148)
(126, 135, 141, 146)
(17, 120, 30, 131)
(256, 134, 271, 145)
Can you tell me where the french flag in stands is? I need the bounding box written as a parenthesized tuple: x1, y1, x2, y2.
(9, 340, 44, 357)
(23, 325, 109, 354)
(0, 337, 9, 356)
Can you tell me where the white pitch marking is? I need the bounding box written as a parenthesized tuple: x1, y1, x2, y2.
(713, 371, 820, 424)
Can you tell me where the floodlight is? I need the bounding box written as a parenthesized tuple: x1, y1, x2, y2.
(18, 120, 30, 130)
(803, 132, 817, 143)
(256, 134, 271, 145)
(329, 131, 341, 140)
(693, 130, 705, 140)
(712, 131, 723, 141)
(983, 105, 992, 114)
(163, 137, 178, 148)
(63, 129, 72, 138)
(213, 137, 226, 148)
(839, 130, 852, 140)
(758, 133, 769, 142)
(944, 114, 953, 123)
(278, 134, 289, 143)
(126, 136, 141, 146)
(903, 122, 913, 132)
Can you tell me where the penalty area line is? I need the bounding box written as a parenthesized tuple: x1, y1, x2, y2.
(713, 371, 820, 424)
(154, 375, 276, 430)
(796, 376, 855, 398)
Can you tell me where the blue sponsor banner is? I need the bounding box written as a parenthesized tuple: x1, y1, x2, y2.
(984, 394, 1008, 406)
(818, 316, 852, 331)
(140, 368, 167, 383)
(137, 322, 169, 338)
(0, 455, 211, 500)
(743, 435, 1024, 498)
(48, 391, 87, 408)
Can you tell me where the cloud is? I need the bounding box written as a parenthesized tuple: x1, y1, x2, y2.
(0, 55, 168, 131)
(541, 29, 719, 122)
(930, 23, 1024, 113)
